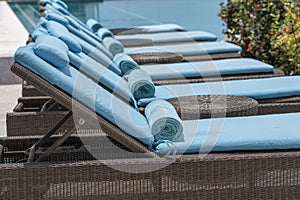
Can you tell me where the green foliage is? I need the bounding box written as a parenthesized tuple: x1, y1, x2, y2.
(220, 0, 300, 75)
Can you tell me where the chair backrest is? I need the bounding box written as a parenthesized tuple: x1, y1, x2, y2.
(14, 43, 156, 152)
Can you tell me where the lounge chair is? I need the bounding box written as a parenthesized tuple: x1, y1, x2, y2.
(17, 36, 297, 107)
(12, 40, 300, 156)
(4, 37, 300, 199)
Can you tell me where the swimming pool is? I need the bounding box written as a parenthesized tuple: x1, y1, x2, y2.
(10, 0, 225, 40)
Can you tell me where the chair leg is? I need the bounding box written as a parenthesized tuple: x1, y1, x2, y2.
(40, 98, 56, 112)
(36, 125, 77, 162)
(35, 115, 85, 162)
(26, 111, 73, 163)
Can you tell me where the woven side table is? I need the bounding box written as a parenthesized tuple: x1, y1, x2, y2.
(168, 95, 259, 120)
(130, 52, 184, 64)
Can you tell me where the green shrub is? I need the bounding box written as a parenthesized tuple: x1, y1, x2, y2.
(220, 0, 299, 75)
(270, 2, 300, 75)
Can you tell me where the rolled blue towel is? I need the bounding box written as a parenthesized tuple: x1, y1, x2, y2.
(86, 18, 102, 32)
(127, 69, 155, 100)
(113, 53, 140, 74)
(145, 100, 183, 142)
(103, 37, 124, 56)
(97, 28, 114, 40)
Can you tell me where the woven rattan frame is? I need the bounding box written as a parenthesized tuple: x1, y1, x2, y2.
(1, 148, 300, 199)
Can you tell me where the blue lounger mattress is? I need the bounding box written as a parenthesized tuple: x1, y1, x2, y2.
(138, 76, 300, 106)
(135, 24, 186, 33)
(14, 42, 300, 154)
(155, 113, 300, 154)
(115, 31, 217, 43)
(140, 58, 274, 80)
(125, 42, 241, 56)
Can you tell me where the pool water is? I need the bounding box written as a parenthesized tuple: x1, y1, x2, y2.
(10, 0, 225, 40)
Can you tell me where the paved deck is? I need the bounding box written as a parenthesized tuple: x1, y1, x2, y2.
(0, 1, 28, 137)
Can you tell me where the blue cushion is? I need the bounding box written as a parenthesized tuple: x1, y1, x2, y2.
(46, 20, 69, 36)
(44, 14, 113, 59)
(37, 17, 48, 28)
(140, 58, 274, 80)
(86, 18, 102, 32)
(14, 44, 154, 147)
(46, 12, 69, 27)
(67, 24, 102, 48)
(138, 76, 300, 106)
(44, 4, 61, 16)
(125, 42, 242, 56)
(137, 24, 185, 32)
(33, 35, 69, 69)
(116, 31, 217, 43)
(46, 21, 82, 53)
(51, 2, 69, 15)
(155, 113, 300, 154)
(65, 32, 119, 74)
(65, 15, 81, 30)
(31, 27, 48, 40)
(68, 51, 133, 102)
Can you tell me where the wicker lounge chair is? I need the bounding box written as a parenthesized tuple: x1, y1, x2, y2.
(3, 37, 300, 198)
(9, 36, 298, 135)
(4, 52, 300, 199)
(12, 42, 300, 156)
